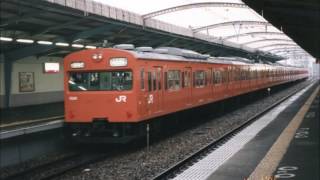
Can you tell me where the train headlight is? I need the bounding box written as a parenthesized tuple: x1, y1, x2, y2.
(70, 62, 85, 69)
(110, 58, 128, 67)
(92, 53, 103, 61)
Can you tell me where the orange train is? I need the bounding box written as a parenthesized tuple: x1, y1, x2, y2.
(64, 46, 308, 143)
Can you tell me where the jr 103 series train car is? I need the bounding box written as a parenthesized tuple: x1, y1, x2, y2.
(64, 45, 308, 143)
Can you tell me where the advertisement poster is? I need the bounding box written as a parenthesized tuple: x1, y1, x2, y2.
(19, 72, 35, 92)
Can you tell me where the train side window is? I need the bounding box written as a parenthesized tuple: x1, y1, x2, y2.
(241, 69, 246, 80)
(148, 72, 152, 92)
(164, 72, 168, 90)
(212, 70, 215, 84)
(152, 71, 156, 91)
(195, 70, 205, 87)
(182, 71, 185, 88)
(167, 70, 181, 90)
(250, 70, 255, 79)
(182, 71, 190, 88)
(157, 69, 162, 90)
(222, 71, 227, 83)
(206, 70, 211, 85)
(234, 68, 238, 81)
(187, 72, 191, 87)
(140, 69, 145, 90)
(193, 72, 196, 87)
(228, 68, 232, 82)
(214, 71, 221, 84)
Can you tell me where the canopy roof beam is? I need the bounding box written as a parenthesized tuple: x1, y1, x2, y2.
(275, 52, 308, 56)
(256, 43, 298, 49)
(272, 49, 306, 54)
(193, 21, 270, 33)
(268, 47, 304, 52)
(242, 38, 293, 46)
(222, 31, 285, 41)
(142, 2, 248, 19)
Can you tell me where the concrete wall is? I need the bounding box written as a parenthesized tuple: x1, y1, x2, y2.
(0, 56, 64, 108)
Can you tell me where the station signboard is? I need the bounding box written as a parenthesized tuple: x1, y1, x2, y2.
(44, 62, 60, 73)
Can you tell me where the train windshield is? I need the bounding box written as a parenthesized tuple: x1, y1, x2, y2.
(68, 71, 132, 91)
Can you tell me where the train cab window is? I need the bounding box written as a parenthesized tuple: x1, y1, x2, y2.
(167, 70, 181, 90)
(148, 72, 152, 92)
(140, 69, 145, 90)
(195, 70, 205, 87)
(69, 71, 132, 91)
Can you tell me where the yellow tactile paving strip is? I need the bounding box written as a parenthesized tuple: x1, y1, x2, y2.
(248, 86, 319, 180)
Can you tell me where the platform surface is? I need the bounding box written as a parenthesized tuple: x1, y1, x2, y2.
(207, 84, 319, 180)
(272, 90, 319, 179)
(172, 83, 319, 180)
(0, 102, 63, 125)
(0, 102, 64, 140)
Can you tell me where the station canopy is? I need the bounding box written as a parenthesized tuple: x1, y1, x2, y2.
(95, 0, 313, 60)
(1, 0, 315, 63)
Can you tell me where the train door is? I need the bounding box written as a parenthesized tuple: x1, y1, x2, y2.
(184, 67, 192, 105)
(147, 67, 163, 114)
(155, 66, 164, 111)
(226, 66, 232, 96)
(147, 70, 154, 115)
(213, 68, 224, 101)
(153, 66, 163, 112)
(139, 68, 148, 117)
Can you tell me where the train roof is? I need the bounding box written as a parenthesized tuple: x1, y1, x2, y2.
(110, 45, 306, 68)
(123, 46, 251, 65)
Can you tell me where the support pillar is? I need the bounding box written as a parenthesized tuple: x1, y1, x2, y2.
(4, 57, 13, 108)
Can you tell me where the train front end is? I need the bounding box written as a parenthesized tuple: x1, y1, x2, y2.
(63, 48, 139, 143)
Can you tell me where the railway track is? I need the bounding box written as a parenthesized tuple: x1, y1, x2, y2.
(152, 81, 315, 180)
(1, 152, 107, 180)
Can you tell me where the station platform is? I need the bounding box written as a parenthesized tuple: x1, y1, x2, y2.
(0, 102, 64, 140)
(174, 83, 319, 180)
